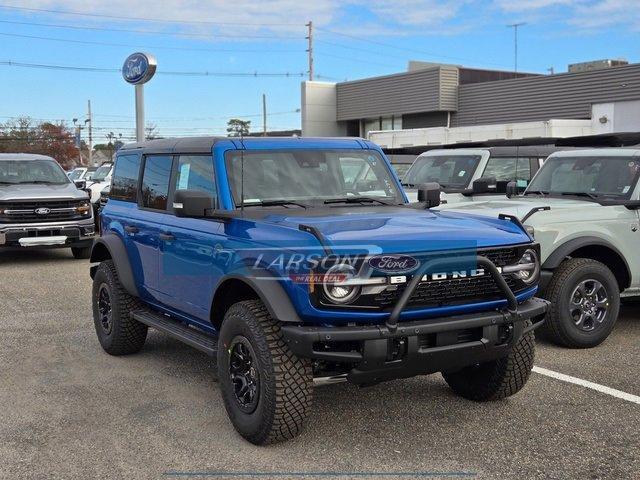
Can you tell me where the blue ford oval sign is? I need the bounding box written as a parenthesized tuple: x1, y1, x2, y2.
(122, 52, 157, 85)
(368, 254, 419, 274)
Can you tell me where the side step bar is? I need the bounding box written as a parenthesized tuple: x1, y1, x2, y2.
(131, 310, 218, 356)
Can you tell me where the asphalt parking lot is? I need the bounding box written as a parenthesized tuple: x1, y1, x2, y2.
(1, 249, 638, 480)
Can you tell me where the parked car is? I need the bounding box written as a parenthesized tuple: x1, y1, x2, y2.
(437, 148, 640, 348)
(86, 162, 114, 208)
(68, 166, 97, 182)
(402, 146, 564, 203)
(0, 153, 95, 258)
(89, 136, 548, 444)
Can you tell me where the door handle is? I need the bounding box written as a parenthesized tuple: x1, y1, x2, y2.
(124, 225, 138, 234)
(159, 232, 175, 241)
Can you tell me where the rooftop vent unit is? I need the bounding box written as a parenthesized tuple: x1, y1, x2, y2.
(568, 59, 628, 73)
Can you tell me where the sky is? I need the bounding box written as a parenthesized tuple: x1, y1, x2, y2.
(0, 0, 638, 143)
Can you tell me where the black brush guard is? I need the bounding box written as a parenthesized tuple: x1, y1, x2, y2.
(281, 255, 549, 385)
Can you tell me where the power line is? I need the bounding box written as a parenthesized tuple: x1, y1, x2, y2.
(0, 60, 305, 77)
(0, 4, 301, 27)
(0, 19, 302, 40)
(0, 32, 303, 53)
(314, 27, 515, 69)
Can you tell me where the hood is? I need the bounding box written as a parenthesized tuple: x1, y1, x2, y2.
(250, 206, 531, 254)
(0, 182, 89, 202)
(437, 196, 589, 222)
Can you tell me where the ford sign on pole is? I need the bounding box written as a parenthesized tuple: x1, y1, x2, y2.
(122, 52, 157, 141)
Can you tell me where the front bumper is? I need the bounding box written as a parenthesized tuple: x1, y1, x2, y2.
(281, 297, 548, 385)
(0, 219, 95, 248)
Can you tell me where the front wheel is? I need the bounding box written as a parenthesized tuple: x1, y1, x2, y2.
(217, 300, 313, 445)
(541, 258, 619, 348)
(442, 320, 535, 401)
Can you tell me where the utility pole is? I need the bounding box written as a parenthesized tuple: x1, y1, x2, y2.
(86, 100, 93, 166)
(262, 93, 267, 136)
(507, 22, 526, 73)
(305, 21, 314, 81)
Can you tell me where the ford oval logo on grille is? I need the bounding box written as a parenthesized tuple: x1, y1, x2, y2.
(35, 207, 51, 215)
(368, 254, 419, 274)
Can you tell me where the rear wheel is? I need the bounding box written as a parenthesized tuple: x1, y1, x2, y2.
(442, 320, 535, 401)
(217, 299, 313, 445)
(92, 260, 147, 355)
(71, 246, 92, 259)
(541, 258, 619, 348)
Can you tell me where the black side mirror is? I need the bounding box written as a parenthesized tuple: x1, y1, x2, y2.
(74, 179, 86, 189)
(472, 177, 496, 194)
(495, 180, 509, 194)
(506, 181, 518, 198)
(417, 182, 441, 208)
(173, 190, 215, 218)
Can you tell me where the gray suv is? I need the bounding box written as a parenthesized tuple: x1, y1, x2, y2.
(0, 154, 95, 258)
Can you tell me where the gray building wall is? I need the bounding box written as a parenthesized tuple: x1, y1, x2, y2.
(454, 63, 640, 126)
(336, 66, 458, 121)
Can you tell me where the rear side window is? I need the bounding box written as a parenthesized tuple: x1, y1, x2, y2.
(141, 155, 173, 210)
(174, 155, 216, 202)
(111, 154, 141, 202)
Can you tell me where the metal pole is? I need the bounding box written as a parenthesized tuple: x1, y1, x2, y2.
(507, 22, 526, 74)
(306, 21, 313, 81)
(262, 93, 267, 136)
(87, 100, 93, 166)
(135, 84, 144, 142)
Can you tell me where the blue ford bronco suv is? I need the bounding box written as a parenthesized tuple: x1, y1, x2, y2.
(89, 137, 548, 444)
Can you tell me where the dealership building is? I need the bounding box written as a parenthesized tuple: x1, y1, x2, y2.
(301, 60, 640, 148)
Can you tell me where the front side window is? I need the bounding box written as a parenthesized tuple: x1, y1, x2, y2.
(402, 155, 481, 190)
(526, 156, 640, 198)
(482, 157, 532, 186)
(111, 155, 141, 202)
(141, 155, 173, 210)
(0, 159, 69, 185)
(225, 150, 402, 206)
(174, 155, 216, 197)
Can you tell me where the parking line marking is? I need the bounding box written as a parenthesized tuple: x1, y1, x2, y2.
(533, 366, 640, 405)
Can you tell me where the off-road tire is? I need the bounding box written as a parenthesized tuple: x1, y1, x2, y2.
(71, 246, 92, 259)
(92, 260, 148, 355)
(541, 258, 619, 348)
(217, 299, 313, 445)
(442, 320, 535, 401)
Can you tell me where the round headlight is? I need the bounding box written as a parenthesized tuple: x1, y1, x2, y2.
(322, 264, 360, 304)
(517, 248, 540, 284)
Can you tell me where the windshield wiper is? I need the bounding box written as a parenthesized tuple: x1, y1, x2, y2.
(323, 196, 395, 206)
(16, 180, 64, 185)
(523, 190, 548, 196)
(559, 192, 598, 200)
(241, 200, 311, 209)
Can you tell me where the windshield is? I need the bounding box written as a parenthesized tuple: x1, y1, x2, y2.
(526, 155, 640, 198)
(225, 150, 403, 206)
(68, 169, 85, 181)
(402, 155, 481, 189)
(0, 159, 70, 185)
(92, 164, 112, 182)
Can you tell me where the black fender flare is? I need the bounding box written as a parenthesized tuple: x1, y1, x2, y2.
(214, 271, 302, 323)
(542, 236, 631, 285)
(89, 234, 139, 297)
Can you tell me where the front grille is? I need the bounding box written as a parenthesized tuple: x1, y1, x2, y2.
(315, 246, 531, 311)
(0, 200, 86, 223)
(373, 275, 523, 309)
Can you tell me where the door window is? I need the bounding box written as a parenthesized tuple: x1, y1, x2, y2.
(141, 155, 173, 210)
(174, 155, 216, 204)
